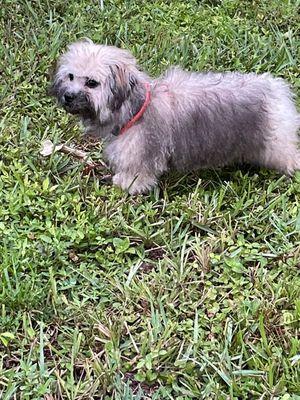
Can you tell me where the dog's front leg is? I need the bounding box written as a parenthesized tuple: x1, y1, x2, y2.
(112, 170, 157, 194)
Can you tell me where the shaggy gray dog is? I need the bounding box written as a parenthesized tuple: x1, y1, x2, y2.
(50, 39, 300, 194)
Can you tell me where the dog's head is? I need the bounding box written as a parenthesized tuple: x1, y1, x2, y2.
(49, 39, 140, 123)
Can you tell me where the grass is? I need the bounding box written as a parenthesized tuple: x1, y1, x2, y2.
(0, 0, 300, 398)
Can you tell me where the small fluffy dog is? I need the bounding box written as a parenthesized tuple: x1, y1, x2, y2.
(50, 39, 300, 194)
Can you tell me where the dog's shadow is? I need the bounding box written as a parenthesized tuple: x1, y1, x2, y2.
(159, 164, 271, 199)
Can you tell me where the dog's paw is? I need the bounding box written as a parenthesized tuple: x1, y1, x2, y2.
(112, 172, 157, 194)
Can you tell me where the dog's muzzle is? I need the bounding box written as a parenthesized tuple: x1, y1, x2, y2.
(63, 92, 76, 106)
(60, 91, 95, 118)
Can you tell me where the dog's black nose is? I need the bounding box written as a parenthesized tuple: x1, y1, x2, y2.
(64, 92, 75, 104)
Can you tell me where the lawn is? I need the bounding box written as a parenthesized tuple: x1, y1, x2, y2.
(0, 0, 300, 399)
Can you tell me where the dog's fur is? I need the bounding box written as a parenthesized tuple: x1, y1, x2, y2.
(50, 39, 300, 194)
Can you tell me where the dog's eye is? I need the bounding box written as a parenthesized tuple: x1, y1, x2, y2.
(86, 79, 99, 89)
(69, 73, 74, 81)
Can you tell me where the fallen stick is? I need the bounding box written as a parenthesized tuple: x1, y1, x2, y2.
(40, 139, 108, 173)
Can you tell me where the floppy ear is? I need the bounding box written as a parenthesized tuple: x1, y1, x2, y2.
(108, 65, 137, 111)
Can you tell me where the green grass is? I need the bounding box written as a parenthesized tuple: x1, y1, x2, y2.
(0, 0, 300, 398)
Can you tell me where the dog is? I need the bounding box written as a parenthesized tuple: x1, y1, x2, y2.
(49, 39, 300, 194)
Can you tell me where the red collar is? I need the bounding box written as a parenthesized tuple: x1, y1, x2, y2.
(120, 82, 151, 135)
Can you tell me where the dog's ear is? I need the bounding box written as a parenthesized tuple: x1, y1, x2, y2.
(108, 65, 137, 111)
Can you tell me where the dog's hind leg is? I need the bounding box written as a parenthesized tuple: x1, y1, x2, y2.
(260, 119, 300, 175)
(258, 78, 300, 175)
(261, 143, 300, 175)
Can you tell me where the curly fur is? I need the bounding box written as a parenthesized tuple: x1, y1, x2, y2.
(50, 39, 300, 194)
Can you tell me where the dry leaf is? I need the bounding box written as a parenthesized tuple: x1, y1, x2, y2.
(40, 140, 63, 156)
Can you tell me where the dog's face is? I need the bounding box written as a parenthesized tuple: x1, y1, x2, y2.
(49, 40, 139, 123)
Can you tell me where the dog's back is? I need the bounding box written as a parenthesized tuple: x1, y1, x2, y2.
(152, 67, 299, 173)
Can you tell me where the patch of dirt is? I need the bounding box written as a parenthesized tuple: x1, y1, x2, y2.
(147, 247, 166, 260)
(123, 372, 159, 397)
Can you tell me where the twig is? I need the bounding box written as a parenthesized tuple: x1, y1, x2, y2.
(40, 139, 108, 173)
